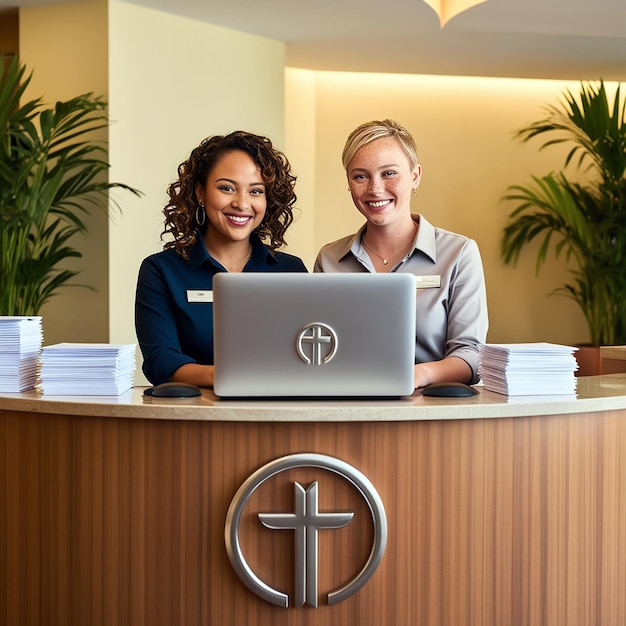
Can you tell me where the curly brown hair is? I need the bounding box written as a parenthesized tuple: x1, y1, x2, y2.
(161, 131, 297, 259)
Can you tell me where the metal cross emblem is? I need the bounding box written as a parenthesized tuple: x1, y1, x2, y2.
(296, 323, 338, 365)
(259, 481, 353, 607)
(225, 453, 387, 608)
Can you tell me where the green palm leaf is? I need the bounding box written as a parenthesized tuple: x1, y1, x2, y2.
(0, 56, 141, 315)
(501, 80, 626, 346)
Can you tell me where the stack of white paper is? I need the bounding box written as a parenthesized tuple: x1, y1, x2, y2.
(0, 316, 44, 392)
(37, 343, 136, 396)
(479, 342, 579, 396)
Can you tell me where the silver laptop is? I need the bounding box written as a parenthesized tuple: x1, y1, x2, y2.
(212, 272, 416, 398)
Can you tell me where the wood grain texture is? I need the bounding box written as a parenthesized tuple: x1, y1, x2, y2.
(2, 408, 625, 625)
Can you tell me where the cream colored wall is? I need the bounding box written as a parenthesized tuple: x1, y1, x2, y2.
(15, 2, 610, 370)
(107, 1, 287, 383)
(283, 68, 317, 266)
(19, 0, 109, 345)
(287, 70, 604, 345)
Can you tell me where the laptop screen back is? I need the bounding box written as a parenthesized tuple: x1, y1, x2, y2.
(212, 272, 416, 398)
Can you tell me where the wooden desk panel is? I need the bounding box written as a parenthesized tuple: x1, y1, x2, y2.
(2, 408, 626, 625)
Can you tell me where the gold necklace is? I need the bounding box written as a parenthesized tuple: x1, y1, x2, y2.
(362, 234, 414, 266)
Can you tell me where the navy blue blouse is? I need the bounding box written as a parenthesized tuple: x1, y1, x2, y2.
(135, 234, 308, 384)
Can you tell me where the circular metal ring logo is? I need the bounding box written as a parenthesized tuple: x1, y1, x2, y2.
(224, 453, 387, 608)
(296, 323, 338, 365)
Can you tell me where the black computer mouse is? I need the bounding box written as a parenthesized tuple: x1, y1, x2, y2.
(143, 382, 202, 398)
(421, 382, 478, 397)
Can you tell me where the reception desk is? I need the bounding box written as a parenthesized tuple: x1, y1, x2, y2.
(2, 376, 626, 626)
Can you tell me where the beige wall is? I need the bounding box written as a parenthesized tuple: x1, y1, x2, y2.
(17, 0, 287, 383)
(286, 70, 603, 345)
(15, 1, 614, 373)
(19, 0, 109, 345)
(283, 68, 317, 265)
(107, 1, 287, 383)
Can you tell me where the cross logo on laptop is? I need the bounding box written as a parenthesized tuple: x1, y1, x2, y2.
(296, 323, 338, 365)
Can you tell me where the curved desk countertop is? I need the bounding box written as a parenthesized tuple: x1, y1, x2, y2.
(2, 375, 626, 626)
(2, 372, 626, 421)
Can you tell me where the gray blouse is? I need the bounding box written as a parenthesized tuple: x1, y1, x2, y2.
(313, 214, 489, 383)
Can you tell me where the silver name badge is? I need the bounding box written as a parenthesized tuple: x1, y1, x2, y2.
(415, 275, 441, 289)
(186, 290, 213, 303)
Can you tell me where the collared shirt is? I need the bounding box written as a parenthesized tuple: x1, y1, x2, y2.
(313, 214, 488, 383)
(135, 234, 308, 384)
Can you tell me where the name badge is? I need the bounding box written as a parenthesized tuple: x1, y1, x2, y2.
(415, 275, 441, 289)
(187, 290, 213, 303)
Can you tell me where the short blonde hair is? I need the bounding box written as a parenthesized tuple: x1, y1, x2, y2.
(342, 119, 419, 171)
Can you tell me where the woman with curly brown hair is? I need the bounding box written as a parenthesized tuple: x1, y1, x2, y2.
(135, 131, 307, 387)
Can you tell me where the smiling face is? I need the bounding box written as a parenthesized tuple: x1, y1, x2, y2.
(347, 136, 421, 227)
(196, 149, 266, 246)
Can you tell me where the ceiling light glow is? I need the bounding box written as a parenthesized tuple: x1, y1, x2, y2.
(421, 0, 489, 27)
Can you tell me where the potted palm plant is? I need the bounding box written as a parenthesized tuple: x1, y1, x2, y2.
(0, 55, 140, 316)
(500, 80, 626, 373)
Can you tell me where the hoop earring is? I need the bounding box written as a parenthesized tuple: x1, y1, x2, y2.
(195, 203, 206, 227)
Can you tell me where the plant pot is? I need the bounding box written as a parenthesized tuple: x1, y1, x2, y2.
(575, 345, 626, 376)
